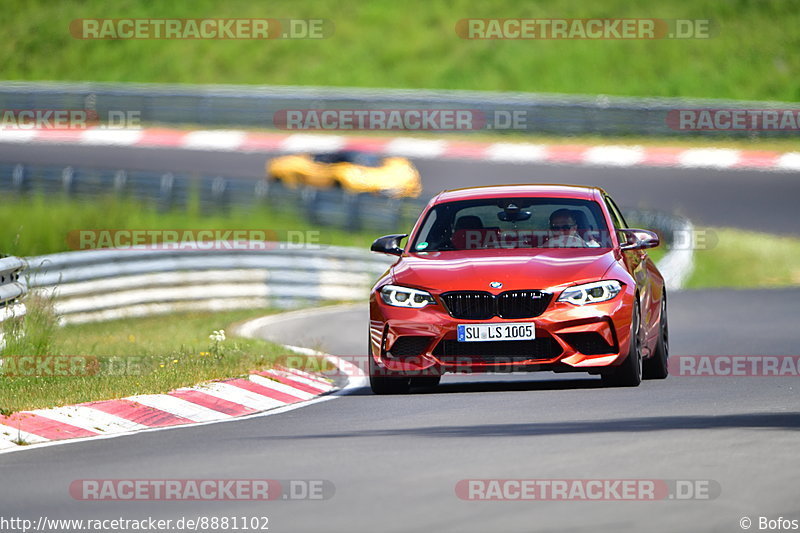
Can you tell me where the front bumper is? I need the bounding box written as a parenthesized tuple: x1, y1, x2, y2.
(369, 287, 634, 375)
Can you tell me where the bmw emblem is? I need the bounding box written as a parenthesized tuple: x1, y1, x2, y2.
(489, 281, 503, 289)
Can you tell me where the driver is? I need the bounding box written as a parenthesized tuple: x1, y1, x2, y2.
(546, 209, 598, 248)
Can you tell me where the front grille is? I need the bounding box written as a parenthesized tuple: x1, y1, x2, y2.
(561, 332, 616, 355)
(498, 290, 551, 318)
(433, 337, 562, 363)
(440, 292, 495, 320)
(441, 290, 550, 319)
(388, 336, 433, 357)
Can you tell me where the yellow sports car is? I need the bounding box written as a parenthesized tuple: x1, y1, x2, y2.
(266, 150, 422, 198)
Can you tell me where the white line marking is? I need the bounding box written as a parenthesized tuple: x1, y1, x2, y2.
(248, 375, 316, 400)
(182, 130, 247, 151)
(0, 423, 50, 445)
(264, 369, 334, 391)
(81, 128, 143, 146)
(776, 152, 800, 171)
(0, 129, 38, 142)
(678, 148, 741, 169)
(485, 143, 548, 162)
(29, 406, 149, 434)
(281, 134, 346, 152)
(124, 394, 231, 422)
(583, 145, 645, 167)
(384, 138, 446, 158)
(192, 382, 285, 411)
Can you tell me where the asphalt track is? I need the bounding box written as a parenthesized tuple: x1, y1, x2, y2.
(0, 142, 799, 235)
(0, 141, 798, 533)
(1, 291, 799, 533)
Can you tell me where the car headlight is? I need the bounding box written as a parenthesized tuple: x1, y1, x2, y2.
(379, 284, 436, 308)
(557, 280, 623, 306)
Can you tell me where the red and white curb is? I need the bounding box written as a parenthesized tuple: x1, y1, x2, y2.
(1, 127, 799, 172)
(0, 365, 340, 453)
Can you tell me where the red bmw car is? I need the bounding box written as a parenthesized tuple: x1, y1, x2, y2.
(368, 184, 669, 394)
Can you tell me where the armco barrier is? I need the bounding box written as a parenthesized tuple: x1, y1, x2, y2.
(0, 256, 27, 324)
(26, 245, 395, 324)
(0, 81, 793, 138)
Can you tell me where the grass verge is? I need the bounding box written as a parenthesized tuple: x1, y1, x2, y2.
(6, 0, 799, 101)
(0, 304, 310, 413)
(686, 228, 800, 289)
(0, 193, 387, 257)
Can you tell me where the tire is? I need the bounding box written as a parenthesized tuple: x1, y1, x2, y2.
(368, 341, 411, 395)
(643, 293, 669, 379)
(411, 375, 441, 389)
(602, 300, 643, 387)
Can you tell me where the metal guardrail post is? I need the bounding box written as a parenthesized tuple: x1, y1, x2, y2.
(344, 192, 362, 232)
(158, 172, 175, 212)
(302, 187, 320, 225)
(113, 170, 128, 195)
(12, 164, 27, 194)
(61, 166, 75, 196)
(211, 176, 229, 213)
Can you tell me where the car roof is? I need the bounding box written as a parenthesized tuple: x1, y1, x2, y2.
(433, 184, 606, 203)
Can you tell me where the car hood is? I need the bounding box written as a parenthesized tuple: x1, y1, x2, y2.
(391, 249, 618, 292)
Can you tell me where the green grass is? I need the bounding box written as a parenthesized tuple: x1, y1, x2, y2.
(0, 302, 313, 413)
(0, 193, 387, 257)
(686, 228, 800, 288)
(4, 0, 800, 101)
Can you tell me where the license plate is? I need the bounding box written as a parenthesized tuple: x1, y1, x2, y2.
(457, 323, 536, 342)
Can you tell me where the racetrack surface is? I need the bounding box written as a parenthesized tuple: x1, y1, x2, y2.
(1, 141, 798, 532)
(1, 142, 799, 235)
(1, 290, 798, 533)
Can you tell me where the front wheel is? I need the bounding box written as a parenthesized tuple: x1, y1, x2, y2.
(602, 301, 643, 387)
(643, 294, 669, 379)
(411, 375, 441, 389)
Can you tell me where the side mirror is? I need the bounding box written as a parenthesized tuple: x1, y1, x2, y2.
(370, 234, 408, 256)
(619, 229, 660, 251)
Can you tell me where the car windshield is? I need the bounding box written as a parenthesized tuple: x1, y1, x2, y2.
(411, 197, 612, 252)
(312, 151, 383, 167)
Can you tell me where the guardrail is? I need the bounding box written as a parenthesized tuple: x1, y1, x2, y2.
(0, 256, 27, 324)
(26, 246, 395, 325)
(0, 81, 792, 138)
